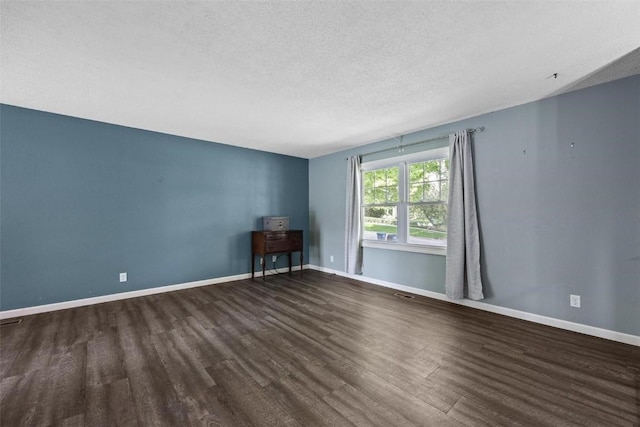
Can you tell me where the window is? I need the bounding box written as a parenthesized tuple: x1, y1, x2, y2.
(362, 147, 449, 249)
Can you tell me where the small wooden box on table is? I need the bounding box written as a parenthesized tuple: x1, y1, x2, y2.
(251, 230, 303, 280)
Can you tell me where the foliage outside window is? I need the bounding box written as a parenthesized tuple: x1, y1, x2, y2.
(362, 150, 449, 247)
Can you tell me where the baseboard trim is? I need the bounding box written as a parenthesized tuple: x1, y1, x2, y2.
(0, 265, 307, 320)
(307, 265, 640, 347)
(4, 264, 636, 347)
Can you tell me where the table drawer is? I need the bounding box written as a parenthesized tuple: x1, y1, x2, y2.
(252, 230, 303, 254)
(265, 232, 291, 241)
(266, 239, 301, 252)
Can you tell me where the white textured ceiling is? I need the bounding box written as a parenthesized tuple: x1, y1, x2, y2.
(1, 1, 639, 158)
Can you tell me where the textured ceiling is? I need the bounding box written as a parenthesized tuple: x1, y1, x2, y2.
(1, 1, 639, 158)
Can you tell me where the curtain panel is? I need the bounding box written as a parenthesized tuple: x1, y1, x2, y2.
(445, 130, 484, 300)
(345, 155, 363, 274)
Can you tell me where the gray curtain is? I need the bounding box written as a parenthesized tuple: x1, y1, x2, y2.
(345, 155, 363, 274)
(446, 130, 484, 300)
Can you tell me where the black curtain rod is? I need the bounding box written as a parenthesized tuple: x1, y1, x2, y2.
(347, 127, 484, 160)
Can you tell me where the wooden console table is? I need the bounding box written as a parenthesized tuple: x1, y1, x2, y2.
(251, 230, 303, 280)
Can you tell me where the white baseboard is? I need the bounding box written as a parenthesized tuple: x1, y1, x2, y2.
(3, 264, 636, 347)
(306, 265, 640, 347)
(0, 265, 307, 320)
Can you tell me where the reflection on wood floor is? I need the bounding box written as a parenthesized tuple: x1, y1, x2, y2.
(1, 270, 638, 426)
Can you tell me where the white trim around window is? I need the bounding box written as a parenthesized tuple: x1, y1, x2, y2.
(361, 239, 446, 256)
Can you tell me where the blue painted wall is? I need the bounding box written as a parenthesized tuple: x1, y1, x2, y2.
(0, 105, 309, 310)
(309, 75, 640, 336)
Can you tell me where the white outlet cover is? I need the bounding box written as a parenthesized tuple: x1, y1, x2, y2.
(570, 294, 581, 308)
(119, 272, 127, 282)
(330, 255, 334, 262)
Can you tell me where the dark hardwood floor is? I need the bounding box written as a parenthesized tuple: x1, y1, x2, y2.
(1, 270, 638, 426)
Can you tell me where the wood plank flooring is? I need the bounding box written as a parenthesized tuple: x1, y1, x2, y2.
(1, 270, 638, 426)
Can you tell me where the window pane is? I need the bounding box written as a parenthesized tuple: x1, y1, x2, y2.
(408, 204, 447, 242)
(409, 158, 448, 203)
(374, 187, 386, 204)
(442, 159, 450, 176)
(409, 183, 424, 203)
(409, 162, 423, 181)
(363, 171, 376, 204)
(386, 167, 399, 186)
(363, 187, 374, 204)
(387, 185, 399, 202)
(425, 181, 442, 201)
(363, 166, 399, 205)
(363, 206, 398, 241)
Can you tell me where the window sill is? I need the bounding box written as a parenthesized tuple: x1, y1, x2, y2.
(361, 240, 446, 256)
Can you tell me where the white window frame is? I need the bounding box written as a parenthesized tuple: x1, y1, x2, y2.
(361, 147, 449, 256)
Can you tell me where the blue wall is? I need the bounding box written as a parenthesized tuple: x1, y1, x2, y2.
(309, 75, 640, 336)
(0, 105, 309, 310)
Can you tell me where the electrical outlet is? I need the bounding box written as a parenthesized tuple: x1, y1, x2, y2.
(570, 294, 581, 308)
(330, 255, 334, 262)
(272, 255, 277, 263)
(119, 272, 127, 283)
